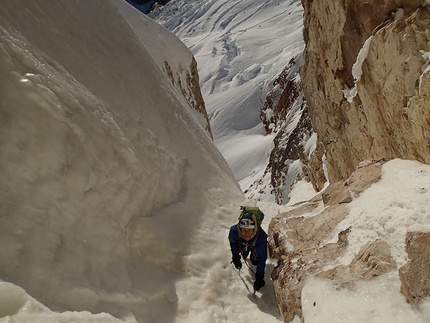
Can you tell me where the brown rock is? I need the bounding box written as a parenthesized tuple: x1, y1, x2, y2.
(322, 180, 351, 206)
(269, 203, 349, 255)
(258, 56, 313, 204)
(270, 225, 351, 323)
(268, 201, 321, 259)
(164, 59, 213, 140)
(268, 200, 350, 322)
(399, 231, 430, 305)
(347, 160, 383, 197)
(320, 160, 383, 205)
(317, 239, 393, 287)
(303, 140, 327, 192)
(300, 1, 430, 183)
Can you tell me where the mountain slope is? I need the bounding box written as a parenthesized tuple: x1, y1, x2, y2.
(0, 0, 244, 321)
(150, 0, 307, 202)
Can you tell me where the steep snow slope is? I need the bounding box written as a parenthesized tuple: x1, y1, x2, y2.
(0, 0, 244, 321)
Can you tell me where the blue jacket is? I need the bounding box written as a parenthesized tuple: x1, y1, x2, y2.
(228, 224, 267, 276)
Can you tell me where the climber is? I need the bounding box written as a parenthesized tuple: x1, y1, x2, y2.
(228, 207, 268, 291)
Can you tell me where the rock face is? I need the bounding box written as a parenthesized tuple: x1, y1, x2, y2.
(399, 231, 430, 305)
(268, 161, 386, 322)
(256, 57, 313, 204)
(300, 0, 430, 187)
(261, 58, 304, 136)
(164, 58, 213, 140)
(317, 239, 393, 285)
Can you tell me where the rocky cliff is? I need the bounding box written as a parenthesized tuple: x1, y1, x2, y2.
(258, 57, 314, 204)
(300, 0, 430, 187)
(266, 1, 430, 322)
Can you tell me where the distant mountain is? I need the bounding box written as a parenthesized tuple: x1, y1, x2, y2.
(126, 0, 170, 14)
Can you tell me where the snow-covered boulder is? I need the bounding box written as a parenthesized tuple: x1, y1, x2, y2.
(269, 159, 430, 322)
(268, 161, 385, 322)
